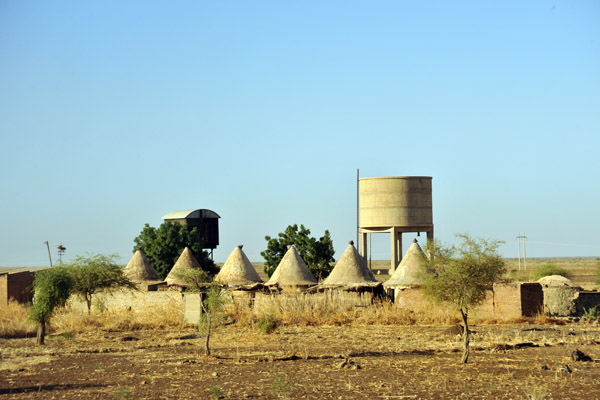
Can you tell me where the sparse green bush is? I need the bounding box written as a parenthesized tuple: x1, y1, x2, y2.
(595, 260, 600, 285)
(270, 373, 291, 399)
(114, 385, 132, 400)
(257, 313, 279, 334)
(532, 264, 569, 281)
(582, 305, 600, 321)
(208, 384, 223, 399)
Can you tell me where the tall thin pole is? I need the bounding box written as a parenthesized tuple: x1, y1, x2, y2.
(523, 233, 527, 271)
(44, 241, 53, 267)
(369, 232, 372, 270)
(517, 234, 521, 271)
(356, 168, 360, 249)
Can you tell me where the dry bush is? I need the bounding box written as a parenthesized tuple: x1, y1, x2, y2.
(0, 301, 37, 338)
(232, 292, 460, 327)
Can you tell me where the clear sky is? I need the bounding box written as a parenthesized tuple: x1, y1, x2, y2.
(1, 1, 599, 267)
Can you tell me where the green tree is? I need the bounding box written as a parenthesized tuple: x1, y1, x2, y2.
(261, 224, 335, 279)
(420, 234, 506, 363)
(531, 263, 569, 281)
(67, 254, 137, 315)
(29, 266, 73, 345)
(172, 268, 227, 356)
(133, 222, 217, 279)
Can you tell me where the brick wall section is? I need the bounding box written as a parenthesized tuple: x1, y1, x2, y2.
(0, 272, 35, 307)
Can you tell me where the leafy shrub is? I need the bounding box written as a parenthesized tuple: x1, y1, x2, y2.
(532, 264, 569, 281)
(257, 313, 279, 334)
(582, 305, 600, 321)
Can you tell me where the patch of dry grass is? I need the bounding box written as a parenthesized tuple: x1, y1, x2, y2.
(228, 292, 459, 328)
(0, 301, 37, 338)
(51, 298, 187, 333)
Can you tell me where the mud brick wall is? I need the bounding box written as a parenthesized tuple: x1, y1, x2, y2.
(0, 271, 35, 307)
(0, 274, 7, 307)
(490, 283, 542, 319)
(393, 283, 543, 320)
(575, 291, 600, 314)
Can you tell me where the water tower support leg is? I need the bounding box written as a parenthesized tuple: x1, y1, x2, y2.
(426, 230, 434, 243)
(391, 230, 401, 273)
(361, 231, 368, 261)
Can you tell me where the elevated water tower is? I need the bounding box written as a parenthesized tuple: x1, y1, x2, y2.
(162, 209, 220, 258)
(358, 176, 433, 273)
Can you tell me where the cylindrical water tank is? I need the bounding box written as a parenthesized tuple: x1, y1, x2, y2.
(359, 176, 432, 228)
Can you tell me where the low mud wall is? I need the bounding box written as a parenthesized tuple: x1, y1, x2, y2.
(392, 283, 543, 319)
(68, 290, 184, 313)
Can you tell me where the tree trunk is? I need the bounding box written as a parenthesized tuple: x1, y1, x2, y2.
(36, 321, 46, 345)
(205, 312, 211, 356)
(460, 309, 470, 364)
(86, 295, 92, 316)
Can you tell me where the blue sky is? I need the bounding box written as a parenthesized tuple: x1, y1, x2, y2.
(1, 1, 599, 266)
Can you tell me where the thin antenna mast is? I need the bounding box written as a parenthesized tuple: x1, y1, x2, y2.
(517, 234, 522, 271)
(356, 168, 360, 249)
(516, 233, 527, 271)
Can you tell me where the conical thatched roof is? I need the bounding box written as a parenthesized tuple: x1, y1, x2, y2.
(322, 241, 378, 287)
(215, 245, 263, 286)
(384, 239, 427, 288)
(165, 247, 203, 286)
(266, 245, 317, 287)
(124, 248, 159, 281)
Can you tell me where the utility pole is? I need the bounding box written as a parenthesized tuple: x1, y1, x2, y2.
(44, 241, 53, 267)
(516, 233, 527, 271)
(522, 233, 527, 270)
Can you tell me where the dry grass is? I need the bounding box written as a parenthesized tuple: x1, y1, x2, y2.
(51, 298, 187, 333)
(0, 301, 37, 338)
(0, 298, 187, 338)
(227, 291, 459, 328)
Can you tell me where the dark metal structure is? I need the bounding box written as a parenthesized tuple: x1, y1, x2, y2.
(162, 209, 220, 250)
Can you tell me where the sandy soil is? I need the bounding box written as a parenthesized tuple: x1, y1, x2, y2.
(2, 322, 600, 399)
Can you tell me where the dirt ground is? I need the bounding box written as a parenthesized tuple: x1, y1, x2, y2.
(2, 321, 600, 399)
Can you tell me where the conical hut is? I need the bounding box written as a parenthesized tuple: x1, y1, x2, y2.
(165, 247, 203, 286)
(124, 248, 159, 281)
(266, 245, 317, 288)
(383, 239, 427, 289)
(215, 245, 263, 286)
(321, 241, 378, 287)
